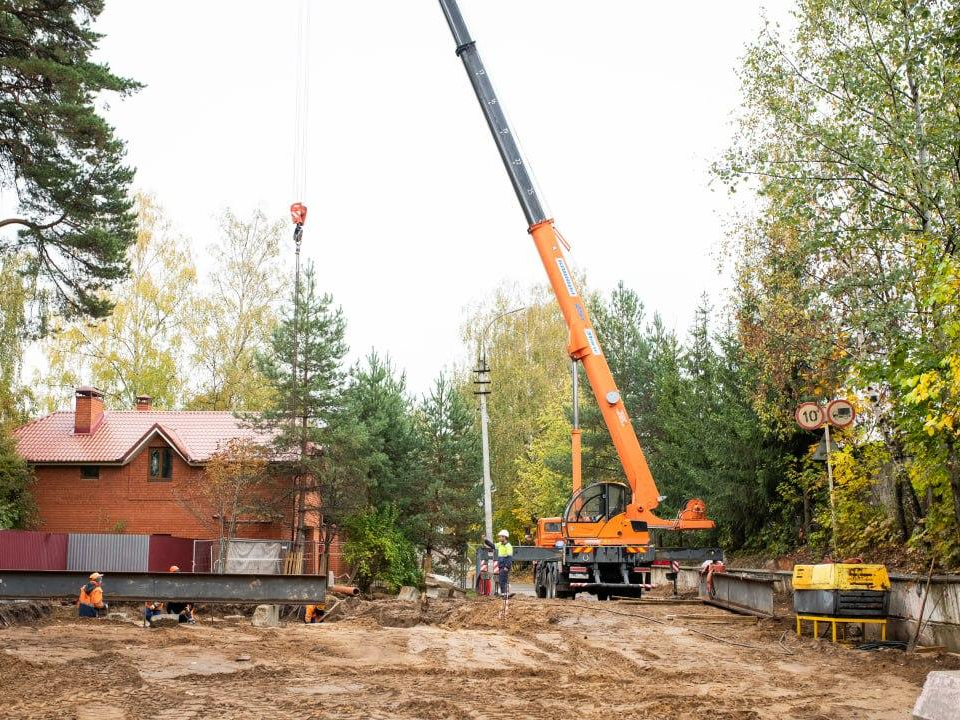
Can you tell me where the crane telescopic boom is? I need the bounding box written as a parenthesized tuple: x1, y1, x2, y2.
(438, 0, 711, 531)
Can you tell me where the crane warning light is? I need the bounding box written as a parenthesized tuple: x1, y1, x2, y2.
(290, 202, 308, 226)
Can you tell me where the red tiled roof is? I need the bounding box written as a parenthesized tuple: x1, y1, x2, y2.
(13, 411, 272, 465)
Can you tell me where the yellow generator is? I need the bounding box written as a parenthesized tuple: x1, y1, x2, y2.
(792, 564, 890, 617)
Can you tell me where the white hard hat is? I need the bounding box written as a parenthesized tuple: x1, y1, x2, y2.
(497, 529, 509, 537)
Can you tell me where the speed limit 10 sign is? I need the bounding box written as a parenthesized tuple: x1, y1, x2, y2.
(795, 402, 825, 431)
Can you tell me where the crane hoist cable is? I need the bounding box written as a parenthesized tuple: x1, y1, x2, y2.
(290, 0, 310, 240)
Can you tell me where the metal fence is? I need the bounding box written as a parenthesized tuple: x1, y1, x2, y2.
(66, 533, 149, 573)
(0, 530, 68, 570)
(191, 539, 341, 576)
(2, 531, 344, 577)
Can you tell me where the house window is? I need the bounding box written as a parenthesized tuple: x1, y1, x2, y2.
(149, 448, 173, 481)
(80, 466, 99, 480)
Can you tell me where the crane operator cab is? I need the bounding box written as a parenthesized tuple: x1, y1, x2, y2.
(563, 482, 645, 545)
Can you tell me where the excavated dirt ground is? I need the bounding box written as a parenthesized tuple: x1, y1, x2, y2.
(0, 596, 957, 719)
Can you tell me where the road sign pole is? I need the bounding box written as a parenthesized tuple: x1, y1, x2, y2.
(824, 422, 838, 555)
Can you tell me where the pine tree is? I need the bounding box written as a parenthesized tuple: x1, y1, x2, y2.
(258, 262, 370, 568)
(343, 351, 419, 527)
(412, 373, 482, 573)
(0, 1, 140, 320)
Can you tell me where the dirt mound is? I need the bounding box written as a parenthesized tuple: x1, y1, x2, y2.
(0, 601, 51, 627)
(323, 596, 464, 627)
(442, 596, 563, 631)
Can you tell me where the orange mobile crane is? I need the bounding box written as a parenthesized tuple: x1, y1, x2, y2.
(438, 0, 722, 599)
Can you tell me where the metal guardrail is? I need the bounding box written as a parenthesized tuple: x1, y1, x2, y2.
(699, 573, 776, 617)
(0, 570, 326, 604)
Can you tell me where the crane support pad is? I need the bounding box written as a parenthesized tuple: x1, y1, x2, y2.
(0, 570, 326, 604)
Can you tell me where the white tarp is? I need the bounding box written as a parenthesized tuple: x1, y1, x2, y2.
(221, 539, 285, 574)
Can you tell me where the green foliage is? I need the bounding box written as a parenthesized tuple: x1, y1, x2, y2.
(344, 351, 420, 527)
(714, 0, 960, 565)
(0, 0, 140, 321)
(0, 426, 35, 529)
(411, 373, 482, 559)
(579, 286, 796, 550)
(187, 210, 284, 411)
(42, 195, 196, 409)
(462, 283, 568, 537)
(341, 506, 420, 593)
(258, 262, 371, 553)
(512, 399, 572, 524)
(0, 254, 34, 427)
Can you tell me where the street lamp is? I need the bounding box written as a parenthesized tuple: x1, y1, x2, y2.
(474, 307, 525, 543)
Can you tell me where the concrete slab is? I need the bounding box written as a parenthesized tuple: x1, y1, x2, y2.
(397, 586, 421, 601)
(912, 671, 960, 720)
(251, 604, 280, 628)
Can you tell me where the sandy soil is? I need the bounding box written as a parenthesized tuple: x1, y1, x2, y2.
(0, 597, 956, 720)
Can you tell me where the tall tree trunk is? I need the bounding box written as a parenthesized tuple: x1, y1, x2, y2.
(946, 439, 960, 546)
(894, 475, 909, 542)
(906, 476, 924, 521)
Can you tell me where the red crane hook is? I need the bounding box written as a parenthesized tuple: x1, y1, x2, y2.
(290, 202, 308, 226)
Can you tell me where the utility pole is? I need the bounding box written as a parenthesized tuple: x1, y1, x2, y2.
(474, 307, 525, 543)
(474, 351, 492, 543)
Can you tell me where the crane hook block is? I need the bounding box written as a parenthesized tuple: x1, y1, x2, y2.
(290, 202, 308, 226)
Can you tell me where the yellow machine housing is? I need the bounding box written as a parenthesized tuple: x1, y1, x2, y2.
(792, 564, 890, 591)
(792, 563, 890, 618)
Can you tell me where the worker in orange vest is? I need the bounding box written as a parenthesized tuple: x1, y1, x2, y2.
(78, 572, 107, 618)
(304, 604, 325, 623)
(163, 565, 195, 623)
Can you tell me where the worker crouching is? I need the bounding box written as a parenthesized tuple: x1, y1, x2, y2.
(304, 604, 324, 623)
(164, 565, 195, 624)
(78, 572, 107, 618)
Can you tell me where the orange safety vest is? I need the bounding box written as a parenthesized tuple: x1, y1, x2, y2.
(79, 583, 104, 608)
(304, 604, 324, 623)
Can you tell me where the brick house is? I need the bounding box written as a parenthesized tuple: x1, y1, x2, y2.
(12, 387, 323, 547)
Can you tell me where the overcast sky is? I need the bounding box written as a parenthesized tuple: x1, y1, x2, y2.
(80, 0, 793, 397)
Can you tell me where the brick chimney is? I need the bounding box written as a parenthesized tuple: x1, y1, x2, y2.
(74, 387, 105, 434)
(135, 395, 153, 412)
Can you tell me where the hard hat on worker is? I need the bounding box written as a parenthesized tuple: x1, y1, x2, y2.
(168, 565, 180, 572)
(498, 529, 509, 538)
(88, 572, 103, 581)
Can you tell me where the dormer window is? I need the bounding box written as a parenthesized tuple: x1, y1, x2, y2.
(149, 448, 173, 481)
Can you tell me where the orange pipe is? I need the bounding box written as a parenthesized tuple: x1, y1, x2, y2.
(330, 584, 360, 597)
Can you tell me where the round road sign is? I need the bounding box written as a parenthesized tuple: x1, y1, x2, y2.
(795, 402, 825, 431)
(826, 399, 856, 429)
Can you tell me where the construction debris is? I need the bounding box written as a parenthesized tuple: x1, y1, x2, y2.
(396, 586, 420, 601)
(148, 614, 181, 628)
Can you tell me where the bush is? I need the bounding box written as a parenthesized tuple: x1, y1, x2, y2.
(341, 506, 420, 592)
(0, 427, 36, 529)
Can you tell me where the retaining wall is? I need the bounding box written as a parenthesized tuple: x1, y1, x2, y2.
(653, 566, 960, 652)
